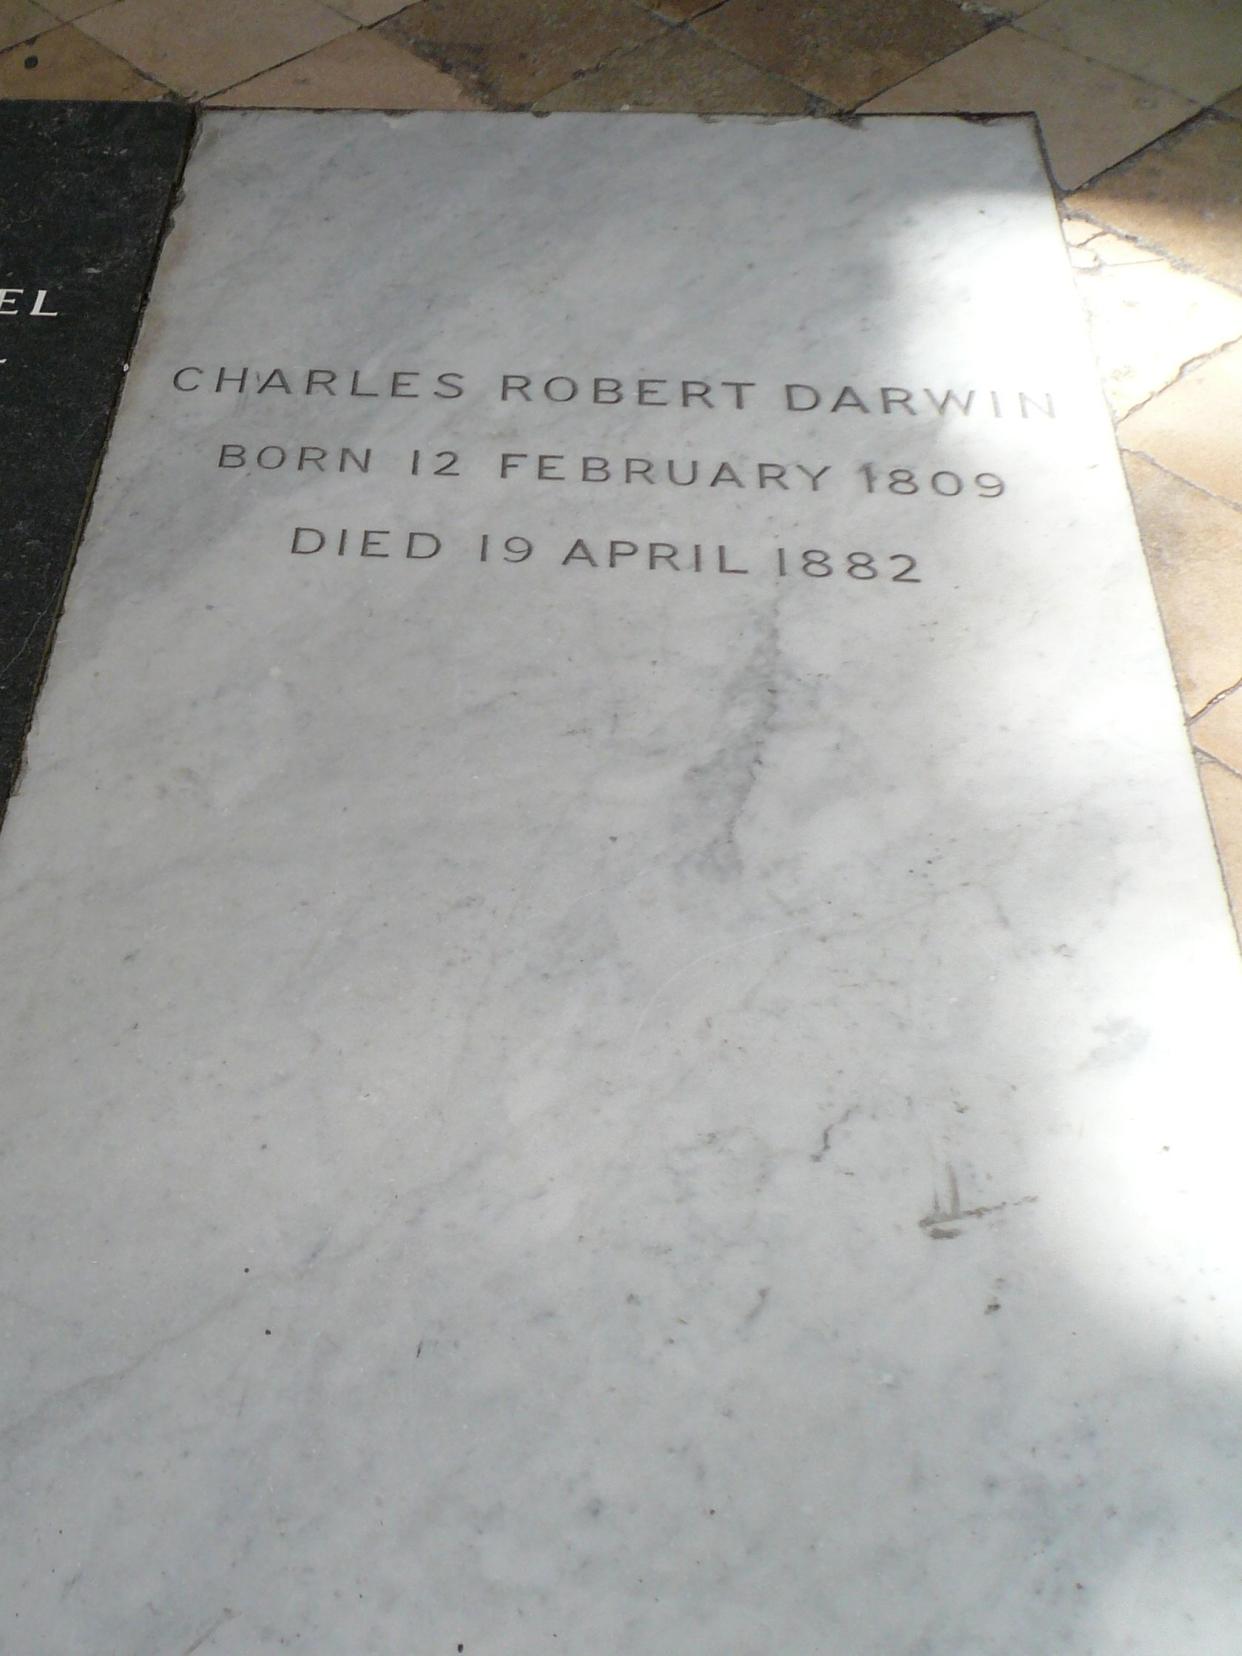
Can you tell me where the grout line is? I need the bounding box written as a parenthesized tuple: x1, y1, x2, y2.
(328, 2, 404, 21)
(679, 0, 734, 19)
(1197, 747, 1242, 785)
(1061, 207, 1242, 297)
(1191, 752, 1242, 938)
(10, 20, 175, 102)
(533, 16, 831, 114)
(192, 26, 373, 104)
(1008, 14, 1215, 112)
(807, 15, 1017, 115)
(382, 10, 684, 108)
(1120, 445, 1242, 515)
(530, 27, 674, 109)
(620, 0, 732, 24)
(59, 21, 180, 101)
(671, 19, 835, 112)
(1068, 105, 1219, 194)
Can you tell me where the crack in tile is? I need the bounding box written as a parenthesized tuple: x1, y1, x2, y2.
(810, 1103, 858, 1163)
(1066, 205, 1242, 298)
(1114, 327, 1242, 423)
(1192, 673, 1242, 725)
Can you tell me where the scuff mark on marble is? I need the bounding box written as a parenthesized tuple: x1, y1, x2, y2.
(742, 1286, 770, 1325)
(920, 1165, 1037, 1240)
(182, 1608, 236, 1654)
(625, 921, 814, 1061)
(680, 610, 782, 880)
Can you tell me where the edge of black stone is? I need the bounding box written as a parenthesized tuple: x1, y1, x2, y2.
(0, 100, 195, 834)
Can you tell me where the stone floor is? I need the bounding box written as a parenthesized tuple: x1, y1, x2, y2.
(4, 0, 1241, 923)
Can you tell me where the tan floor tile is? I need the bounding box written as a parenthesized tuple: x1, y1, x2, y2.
(209, 29, 479, 108)
(40, 0, 114, 18)
(1218, 85, 1242, 117)
(693, 0, 987, 109)
(1071, 233, 1242, 418)
(1195, 756, 1242, 931)
(1118, 338, 1242, 505)
(324, 0, 404, 21)
(1124, 452, 1242, 715)
(859, 28, 1196, 189)
(1194, 690, 1242, 773)
(0, 19, 163, 94)
(1018, 0, 1242, 105)
(535, 29, 813, 113)
(78, 0, 353, 98)
(0, 1, 57, 49)
(377, 0, 663, 107)
(1069, 116, 1242, 292)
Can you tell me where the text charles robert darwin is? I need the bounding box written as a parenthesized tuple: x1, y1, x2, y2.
(170, 365, 1056, 420)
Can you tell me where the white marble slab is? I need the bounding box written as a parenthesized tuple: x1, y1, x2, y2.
(3, 112, 1241, 1654)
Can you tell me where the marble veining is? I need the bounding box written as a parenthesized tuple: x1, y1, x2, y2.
(1, 113, 1240, 1654)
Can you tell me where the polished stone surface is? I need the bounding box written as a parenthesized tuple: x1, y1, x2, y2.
(2, 112, 1240, 1654)
(0, 99, 190, 819)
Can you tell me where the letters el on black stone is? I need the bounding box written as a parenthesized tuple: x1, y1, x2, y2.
(0, 100, 191, 821)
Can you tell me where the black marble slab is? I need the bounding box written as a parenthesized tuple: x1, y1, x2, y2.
(0, 100, 192, 823)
